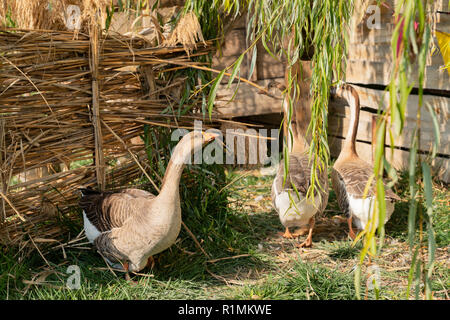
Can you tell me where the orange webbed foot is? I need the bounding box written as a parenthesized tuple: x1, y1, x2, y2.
(279, 227, 296, 239)
(296, 237, 313, 248)
(296, 217, 315, 249)
(122, 262, 138, 285)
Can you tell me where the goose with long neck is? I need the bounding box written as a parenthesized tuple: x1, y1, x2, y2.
(79, 130, 218, 273)
(271, 61, 329, 248)
(330, 84, 400, 239)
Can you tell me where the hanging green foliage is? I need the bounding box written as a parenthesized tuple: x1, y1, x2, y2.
(183, 0, 352, 200)
(355, 0, 439, 300)
(151, 0, 440, 300)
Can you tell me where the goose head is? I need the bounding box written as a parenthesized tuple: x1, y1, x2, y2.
(172, 130, 220, 165)
(159, 129, 220, 198)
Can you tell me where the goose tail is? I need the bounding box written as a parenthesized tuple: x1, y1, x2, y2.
(79, 187, 100, 197)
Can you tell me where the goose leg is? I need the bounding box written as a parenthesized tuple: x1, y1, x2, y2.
(298, 217, 315, 248)
(122, 262, 138, 285)
(279, 227, 295, 239)
(123, 262, 132, 281)
(347, 216, 357, 240)
(146, 256, 155, 269)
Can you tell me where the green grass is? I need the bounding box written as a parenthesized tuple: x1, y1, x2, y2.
(327, 241, 361, 261)
(0, 166, 448, 300)
(385, 171, 450, 247)
(234, 258, 359, 300)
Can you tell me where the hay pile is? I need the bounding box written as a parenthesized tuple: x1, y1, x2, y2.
(0, 0, 110, 30)
(1, 1, 193, 47)
(164, 11, 205, 53)
(0, 27, 218, 245)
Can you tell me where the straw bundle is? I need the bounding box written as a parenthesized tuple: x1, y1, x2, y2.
(164, 11, 205, 53)
(0, 28, 219, 245)
(0, 0, 110, 30)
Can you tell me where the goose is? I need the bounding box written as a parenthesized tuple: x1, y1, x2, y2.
(271, 62, 329, 248)
(79, 130, 219, 274)
(330, 84, 400, 239)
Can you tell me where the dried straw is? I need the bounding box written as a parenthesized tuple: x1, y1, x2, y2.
(164, 11, 205, 53)
(0, 0, 109, 31)
(0, 28, 220, 246)
(0, 4, 262, 248)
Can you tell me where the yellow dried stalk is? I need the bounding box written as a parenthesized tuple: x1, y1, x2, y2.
(0, 28, 227, 246)
(164, 11, 205, 53)
(0, 0, 109, 30)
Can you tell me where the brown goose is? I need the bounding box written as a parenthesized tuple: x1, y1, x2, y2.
(79, 130, 218, 273)
(330, 84, 400, 239)
(271, 62, 329, 248)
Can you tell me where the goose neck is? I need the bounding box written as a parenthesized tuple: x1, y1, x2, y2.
(158, 132, 199, 201)
(341, 86, 360, 157)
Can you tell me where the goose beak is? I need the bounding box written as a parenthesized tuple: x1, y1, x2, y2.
(330, 86, 337, 97)
(202, 131, 220, 142)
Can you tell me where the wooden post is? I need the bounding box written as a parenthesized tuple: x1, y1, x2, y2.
(90, 20, 106, 190)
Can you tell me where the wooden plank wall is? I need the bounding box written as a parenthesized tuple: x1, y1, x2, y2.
(213, 3, 449, 182)
(339, 0, 449, 182)
(346, 0, 450, 91)
(212, 14, 285, 117)
(328, 89, 450, 183)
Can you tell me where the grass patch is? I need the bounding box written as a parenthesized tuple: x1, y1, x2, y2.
(386, 172, 450, 247)
(235, 260, 358, 300)
(0, 166, 448, 300)
(327, 241, 361, 260)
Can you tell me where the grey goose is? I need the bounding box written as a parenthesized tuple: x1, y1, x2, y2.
(271, 61, 329, 248)
(79, 130, 219, 274)
(330, 84, 400, 239)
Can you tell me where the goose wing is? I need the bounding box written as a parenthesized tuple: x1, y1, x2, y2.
(331, 168, 352, 218)
(333, 161, 400, 201)
(273, 154, 311, 195)
(79, 188, 155, 233)
(334, 162, 374, 198)
(120, 188, 156, 199)
(272, 154, 328, 212)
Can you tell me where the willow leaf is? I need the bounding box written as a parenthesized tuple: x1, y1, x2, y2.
(207, 69, 225, 119)
(248, 46, 257, 80)
(408, 131, 418, 248)
(422, 162, 436, 280)
(227, 53, 244, 88)
(406, 246, 420, 299)
(355, 264, 361, 300)
(424, 102, 440, 159)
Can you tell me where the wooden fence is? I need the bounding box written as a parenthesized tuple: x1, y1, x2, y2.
(0, 28, 215, 244)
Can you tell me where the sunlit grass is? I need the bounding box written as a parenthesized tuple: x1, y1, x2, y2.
(1, 168, 448, 300)
(235, 261, 358, 300)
